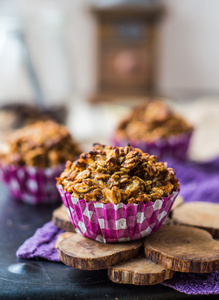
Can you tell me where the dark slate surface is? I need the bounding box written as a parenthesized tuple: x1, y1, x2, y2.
(0, 183, 217, 300)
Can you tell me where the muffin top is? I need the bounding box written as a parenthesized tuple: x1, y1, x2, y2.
(114, 100, 193, 142)
(57, 144, 180, 204)
(0, 120, 81, 168)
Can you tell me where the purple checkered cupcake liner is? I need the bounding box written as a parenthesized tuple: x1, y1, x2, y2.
(57, 185, 179, 243)
(0, 164, 65, 204)
(57, 184, 69, 208)
(112, 131, 193, 161)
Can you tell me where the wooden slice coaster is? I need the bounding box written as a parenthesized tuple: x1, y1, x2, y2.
(144, 225, 219, 273)
(52, 205, 75, 232)
(59, 233, 143, 270)
(55, 232, 75, 249)
(172, 201, 219, 238)
(171, 195, 184, 211)
(108, 257, 174, 285)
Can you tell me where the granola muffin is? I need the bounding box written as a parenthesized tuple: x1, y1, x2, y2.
(0, 120, 80, 204)
(57, 144, 180, 243)
(113, 100, 193, 160)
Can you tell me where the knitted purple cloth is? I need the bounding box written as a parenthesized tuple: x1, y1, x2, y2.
(168, 157, 219, 204)
(16, 157, 219, 295)
(162, 271, 219, 295)
(16, 221, 63, 262)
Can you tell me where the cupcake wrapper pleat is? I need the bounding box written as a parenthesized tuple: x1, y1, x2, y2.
(57, 185, 179, 243)
(0, 164, 64, 204)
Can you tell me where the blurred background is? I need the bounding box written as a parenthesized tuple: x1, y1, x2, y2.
(0, 0, 219, 161)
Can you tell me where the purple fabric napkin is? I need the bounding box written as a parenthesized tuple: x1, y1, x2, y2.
(162, 271, 219, 295)
(16, 157, 219, 295)
(168, 157, 219, 204)
(16, 221, 64, 262)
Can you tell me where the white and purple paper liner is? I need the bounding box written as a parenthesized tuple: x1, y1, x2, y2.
(112, 131, 193, 161)
(57, 185, 179, 243)
(0, 164, 65, 204)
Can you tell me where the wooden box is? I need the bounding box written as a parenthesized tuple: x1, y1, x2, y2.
(90, 3, 165, 102)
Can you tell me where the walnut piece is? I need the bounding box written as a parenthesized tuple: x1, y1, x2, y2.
(57, 144, 180, 204)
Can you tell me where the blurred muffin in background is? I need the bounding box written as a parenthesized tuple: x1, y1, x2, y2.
(0, 120, 81, 204)
(0, 103, 67, 133)
(113, 99, 193, 160)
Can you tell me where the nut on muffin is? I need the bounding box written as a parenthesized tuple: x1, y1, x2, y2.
(57, 144, 180, 204)
(0, 120, 81, 168)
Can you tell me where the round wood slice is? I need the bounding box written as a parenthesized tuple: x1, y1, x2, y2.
(144, 225, 219, 273)
(171, 195, 184, 211)
(108, 257, 174, 285)
(59, 233, 143, 270)
(55, 232, 75, 249)
(172, 201, 219, 238)
(52, 205, 75, 232)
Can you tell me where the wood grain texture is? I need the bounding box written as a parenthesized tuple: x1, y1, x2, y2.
(144, 225, 219, 273)
(55, 232, 75, 249)
(172, 201, 219, 238)
(52, 205, 75, 232)
(59, 233, 143, 270)
(108, 257, 174, 285)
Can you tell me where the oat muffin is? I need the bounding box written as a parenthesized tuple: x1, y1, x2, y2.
(0, 120, 81, 204)
(0, 120, 80, 168)
(115, 100, 193, 142)
(57, 144, 180, 242)
(58, 144, 179, 204)
(113, 100, 193, 160)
